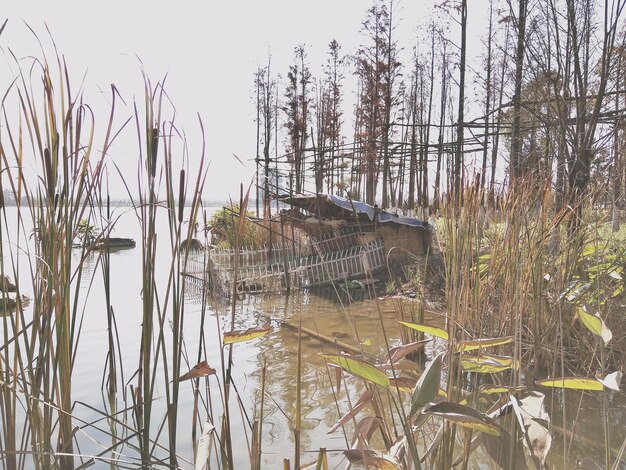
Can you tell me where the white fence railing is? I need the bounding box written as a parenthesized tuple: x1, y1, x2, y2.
(182, 238, 385, 296)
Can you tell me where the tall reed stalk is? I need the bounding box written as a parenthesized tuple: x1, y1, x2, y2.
(0, 29, 213, 469)
(0, 44, 109, 469)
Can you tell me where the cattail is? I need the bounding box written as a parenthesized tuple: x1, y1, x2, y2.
(44, 147, 54, 199)
(150, 127, 159, 178)
(178, 169, 185, 223)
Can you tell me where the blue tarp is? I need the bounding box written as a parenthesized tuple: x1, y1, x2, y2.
(288, 194, 429, 229)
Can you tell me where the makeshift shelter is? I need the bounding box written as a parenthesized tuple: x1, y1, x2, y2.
(182, 194, 433, 296)
(278, 194, 433, 262)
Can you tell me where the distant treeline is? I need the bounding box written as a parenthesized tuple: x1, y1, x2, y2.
(1, 191, 228, 209)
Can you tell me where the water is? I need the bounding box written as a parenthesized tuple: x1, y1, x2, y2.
(1, 205, 624, 469)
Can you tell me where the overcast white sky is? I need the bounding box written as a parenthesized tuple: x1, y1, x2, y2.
(1, 1, 490, 201)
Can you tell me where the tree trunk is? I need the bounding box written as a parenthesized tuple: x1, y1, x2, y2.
(510, 0, 528, 183)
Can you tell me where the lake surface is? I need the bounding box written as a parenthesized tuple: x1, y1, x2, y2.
(1, 205, 624, 469)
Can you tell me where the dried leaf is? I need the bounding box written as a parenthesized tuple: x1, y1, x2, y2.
(379, 359, 420, 372)
(179, 361, 216, 382)
(352, 416, 383, 447)
(481, 429, 529, 469)
(386, 339, 431, 364)
(328, 390, 374, 433)
(424, 401, 502, 436)
(608, 268, 622, 280)
(328, 363, 343, 394)
(420, 423, 444, 463)
(597, 371, 622, 391)
(343, 450, 400, 469)
(389, 376, 416, 393)
(194, 420, 215, 470)
(512, 393, 552, 465)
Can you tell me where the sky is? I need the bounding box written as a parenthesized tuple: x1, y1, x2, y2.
(1, 1, 490, 201)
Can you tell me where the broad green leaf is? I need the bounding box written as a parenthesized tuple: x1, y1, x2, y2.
(582, 243, 599, 257)
(410, 352, 443, 415)
(461, 353, 519, 373)
(611, 284, 624, 298)
(575, 306, 601, 335)
(478, 384, 525, 395)
(455, 336, 514, 353)
(461, 361, 513, 373)
(399, 321, 448, 340)
(223, 327, 271, 345)
(587, 262, 613, 274)
(424, 401, 502, 436)
(575, 306, 612, 344)
(321, 354, 389, 387)
(535, 377, 603, 391)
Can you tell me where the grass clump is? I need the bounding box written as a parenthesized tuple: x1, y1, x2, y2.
(434, 184, 625, 376)
(207, 203, 261, 248)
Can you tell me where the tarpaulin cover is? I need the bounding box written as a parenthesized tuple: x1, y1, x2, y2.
(283, 194, 429, 229)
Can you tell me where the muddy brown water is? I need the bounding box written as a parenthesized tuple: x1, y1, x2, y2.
(1, 205, 624, 469)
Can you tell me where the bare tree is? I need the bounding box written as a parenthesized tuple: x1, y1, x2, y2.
(254, 58, 277, 217)
(509, 0, 530, 183)
(283, 45, 312, 194)
(355, 0, 402, 206)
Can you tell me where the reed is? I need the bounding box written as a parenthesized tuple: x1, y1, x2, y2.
(310, 180, 624, 469)
(0, 40, 109, 469)
(0, 30, 221, 469)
